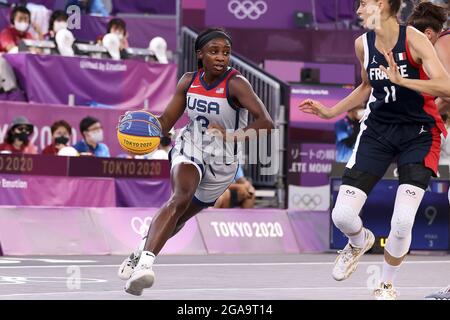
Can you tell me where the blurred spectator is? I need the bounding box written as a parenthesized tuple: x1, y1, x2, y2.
(98, 18, 128, 60)
(73, 116, 110, 157)
(47, 10, 69, 40)
(149, 36, 168, 63)
(214, 166, 256, 209)
(46, 10, 77, 56)
(55, 28, 75, 56)
(146, 128, 174, 160)
(0, 6, 34, 53)
(65, 0, 109, 17)
(0, 56, 18, 93)
(334, 104, 365, 163)
(42, 120, 72, 155)
(0, 116, 37, 154)
(26, 2, 50, 40)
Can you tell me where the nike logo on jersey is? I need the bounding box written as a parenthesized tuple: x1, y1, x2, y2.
(369, 64, 409, 81)
(191, 85, 202, 88)
(419, 125, 427, 134)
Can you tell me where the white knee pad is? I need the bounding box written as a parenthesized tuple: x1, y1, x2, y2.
(332, 205, 362, 234)
(385, 184, 424, 258)
(331, 185, 367, 235)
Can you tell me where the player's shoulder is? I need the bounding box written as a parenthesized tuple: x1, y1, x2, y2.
(406, 25, 428, 42)
(228, 69, 250, 87)
(354, 34, 367, 60)
(178, 71, 197, 92)
(180, 71, 197, 84)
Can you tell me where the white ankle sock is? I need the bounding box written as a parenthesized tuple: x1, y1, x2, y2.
(348, 228, 366, 248)
(137, 251, 155, 268)
(381, 260, 401, 284)
(137, 236, 148, 252)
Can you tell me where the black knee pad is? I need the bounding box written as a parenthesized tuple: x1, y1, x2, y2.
(341, 168, 381, 195)
(398, 163, 432, 190)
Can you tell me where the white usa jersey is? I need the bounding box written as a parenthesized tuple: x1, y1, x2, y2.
(168, 67, 248, 206)
(178, 67, 248, 160)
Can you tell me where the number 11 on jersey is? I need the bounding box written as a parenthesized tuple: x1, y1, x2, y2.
(384, 86, 397, 103)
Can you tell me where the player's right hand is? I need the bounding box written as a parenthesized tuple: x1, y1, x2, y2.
(298, 99, 334, 119)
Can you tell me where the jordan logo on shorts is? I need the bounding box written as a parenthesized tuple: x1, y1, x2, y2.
(419, 125, 427, 135)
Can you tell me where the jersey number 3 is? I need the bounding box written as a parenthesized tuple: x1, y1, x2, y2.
(384, 86, 397, 103)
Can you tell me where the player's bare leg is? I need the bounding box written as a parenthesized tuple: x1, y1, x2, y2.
(125, 163, 201, 296)
(118, 201, 202, 281)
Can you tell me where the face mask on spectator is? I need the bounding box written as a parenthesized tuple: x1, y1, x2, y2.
(14, 21, 29, 32)
(13, 132, 30, 144)
(53, 21, 68, 33)
(55, 136, 69, 145)
(114, 32, 124, 40)
(89, 129, 104, 143)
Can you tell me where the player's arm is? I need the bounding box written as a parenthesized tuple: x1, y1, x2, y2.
(299, 36, 371, 119)
(435, 36, 450, 111)
(208, 75, 274, 141)
(157, 72, 193, 136)
(382, 27, 450, 97)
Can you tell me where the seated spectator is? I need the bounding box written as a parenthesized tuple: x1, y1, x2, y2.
(42, 120, 72, 155)
(46, 10, 69, 40)
(65, 0, 109, 16)
(214, 166, 256, 209)
(98, 18, 129, 60)
(334, 103, 365, 163)
(0, 116, 38, 154)
(73, 116, 110, 157)
(149, 36, 168, 64)
(0, 6, 34, 53)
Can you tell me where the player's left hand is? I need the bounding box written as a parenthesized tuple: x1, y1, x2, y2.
(379, 50, 404, 86)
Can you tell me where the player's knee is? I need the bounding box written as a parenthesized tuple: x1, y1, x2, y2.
(390, 208, 415, 239)
(331, 204, 360, 234)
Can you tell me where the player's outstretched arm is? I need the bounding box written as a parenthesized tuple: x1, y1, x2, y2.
(381, 27, 450, 98)
(299, 36, 372, 119)
(157, 72, 194, 135)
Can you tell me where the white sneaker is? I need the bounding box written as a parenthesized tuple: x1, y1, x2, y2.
(118, 251, 141, 281)
(124, 266, 155, 296)
(374, 282, 398, 300)
(424, 285, 450, 300)
(332, 228, 375, 281)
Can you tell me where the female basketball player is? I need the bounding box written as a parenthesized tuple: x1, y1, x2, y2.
(299, 0, 450, 299)
(407, 1, 450, 112)
(408, 1, 450, 301)
(120, 28, 274, 296)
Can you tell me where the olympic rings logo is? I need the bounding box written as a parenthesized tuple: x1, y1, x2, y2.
(291, 194, 322, 210)
(228, 0, 268, 20)
(131, 216, 153, 237)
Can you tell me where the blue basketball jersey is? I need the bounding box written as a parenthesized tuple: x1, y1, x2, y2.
(363, 25, 445, 134)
